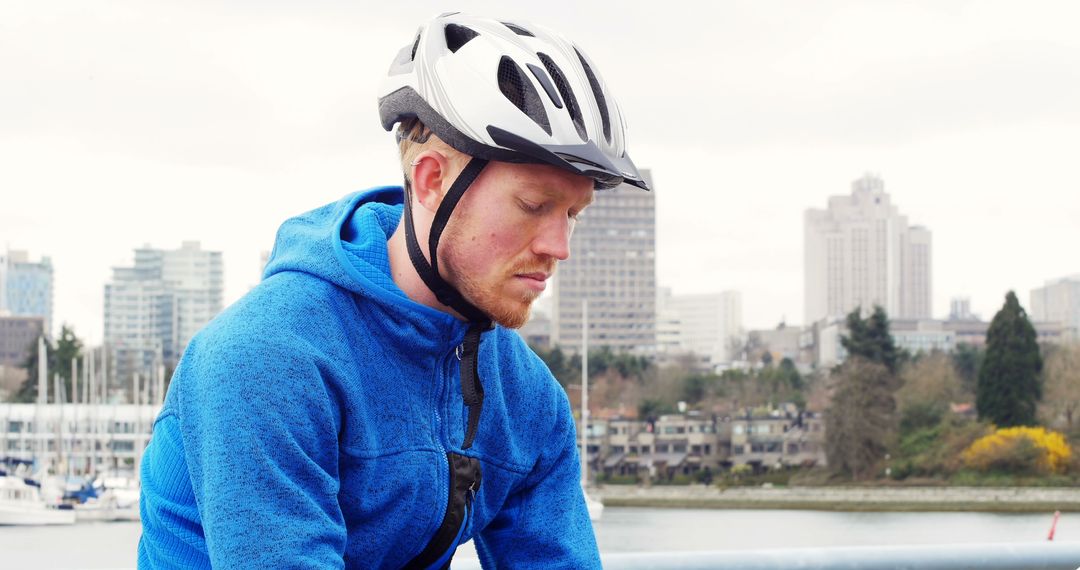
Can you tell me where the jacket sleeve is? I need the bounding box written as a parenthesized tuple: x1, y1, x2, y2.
(474, 393, 601, 569)
(172, 332, 347, 569)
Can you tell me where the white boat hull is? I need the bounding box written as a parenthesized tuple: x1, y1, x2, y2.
(0, 502, 76, 525)
(586, 493, 604, 521)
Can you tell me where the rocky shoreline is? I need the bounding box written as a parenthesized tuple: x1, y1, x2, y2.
(594, 485, 1080, 513)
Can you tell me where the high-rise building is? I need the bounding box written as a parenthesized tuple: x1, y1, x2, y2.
(804, 174, 932, 324)
(104, 241, 223, 385)
(657, 289, 743, 365)
(1030, 276, 1080, 341)
(552, 170, 656, 354)
(0, 315, 45, 397)
(948, 296, 979, 321)
(0, 250, 54, 334)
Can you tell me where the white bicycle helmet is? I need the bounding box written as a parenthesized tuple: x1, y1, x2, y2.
(378, 12, 649, 191)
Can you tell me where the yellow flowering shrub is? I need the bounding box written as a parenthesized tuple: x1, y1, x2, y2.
(961, 426, 1072, 475)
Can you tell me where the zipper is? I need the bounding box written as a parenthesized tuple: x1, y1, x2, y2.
(432, 343, 459, 494)
(404, 339, 476, 570)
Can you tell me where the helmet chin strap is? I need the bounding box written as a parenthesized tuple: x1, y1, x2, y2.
(402, 156, 492, 326)
(402, 156, 491, 451)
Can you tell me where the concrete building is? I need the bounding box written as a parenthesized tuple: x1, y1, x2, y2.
(1031, 276, 1080, 342)
(1, 403, 159, 475)
(729, 410, 826, 470)
(949, 296, 979, 321)
(515, 310, 552, 350)
(584, 409, 827, 481)
(0, 316, 45, 397)
(104, 242, 223, 386)
(891, 319, 955, 354)
(552, 170, 656, 354)
(807, 316, 1069, 367)
(748, 323, 806, 366)
(804, 174, 932, 325)
(1, 250, 54, 334)
(657, 288, 743, 366)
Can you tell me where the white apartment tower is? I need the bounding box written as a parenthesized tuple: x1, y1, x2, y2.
(552, 170, 656, 353)
(1030, 276, 1080, 340)
(804, 174, 932, 324)
(104, 242, 223, 385)
(657, 289, 743, 365)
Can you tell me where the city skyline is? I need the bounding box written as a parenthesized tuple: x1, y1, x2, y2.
(3, 1, 1080, 344)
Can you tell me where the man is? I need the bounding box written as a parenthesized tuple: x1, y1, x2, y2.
(138, 13, 649, 569)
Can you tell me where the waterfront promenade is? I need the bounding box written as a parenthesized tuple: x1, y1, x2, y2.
(595, 485, 1080, 513)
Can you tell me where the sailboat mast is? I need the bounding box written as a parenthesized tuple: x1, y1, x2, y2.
(581, 298, 589, 487)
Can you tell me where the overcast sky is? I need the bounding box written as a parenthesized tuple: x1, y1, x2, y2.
(3, 0, 1079, 344)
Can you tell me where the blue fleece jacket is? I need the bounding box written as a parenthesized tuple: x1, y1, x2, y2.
(137, 187, 600, 569)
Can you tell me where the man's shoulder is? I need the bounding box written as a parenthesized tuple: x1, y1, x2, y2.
(209, 271, 354, 343)
(490, 327, 558, 384)
(172, 270, 359, 387)
(486, 328, 570, 414)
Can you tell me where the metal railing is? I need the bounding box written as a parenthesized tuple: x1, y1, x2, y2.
(455, 541, 1080, 569)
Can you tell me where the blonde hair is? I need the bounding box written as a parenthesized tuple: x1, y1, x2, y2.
(397, 117, 468, 188)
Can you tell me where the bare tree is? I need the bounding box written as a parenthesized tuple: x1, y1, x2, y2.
(895, 352, 967, 432)
(1040, 344, 1080, 431)
(825, 357, 899, 480)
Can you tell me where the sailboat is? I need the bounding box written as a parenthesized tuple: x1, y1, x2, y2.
(0, 461, 75, 526)
(0, 337, 76, 526)
(581, 299, 603, 522)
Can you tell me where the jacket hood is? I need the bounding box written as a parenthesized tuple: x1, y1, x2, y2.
(263, 187, 470, 341)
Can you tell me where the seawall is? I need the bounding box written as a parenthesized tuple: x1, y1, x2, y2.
(594, 485, 1080, 513)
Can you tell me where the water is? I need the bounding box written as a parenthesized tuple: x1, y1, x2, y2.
(0, 508, 1073, 568)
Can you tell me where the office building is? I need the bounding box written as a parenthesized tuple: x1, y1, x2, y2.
(0, 250, 54, 334)
(657, 288, 743, 366)
(104, 242, 223, 385)
(1031, 276, 1080, 342)
(552, 170, 656, 353)
(804, 174, 932, 324)
(0, 316, 45, 397)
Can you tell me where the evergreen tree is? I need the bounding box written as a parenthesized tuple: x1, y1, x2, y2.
(841, 306, 899, 373)
(977, 291, 1042, 427)
(14, 325, 84, 403)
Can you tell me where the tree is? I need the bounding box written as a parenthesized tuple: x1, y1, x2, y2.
(895, 352, 965, 434)
(951, 343, 983, 394)
(976, 291, 1042, 427)
(1039, 344, 1080, 432)
(841, 306, 899, 374)
(14, 325, 84, 403)
(778, 357, 804, 391)
(530, 345, 576, 387)
(825, 357, 900, 480)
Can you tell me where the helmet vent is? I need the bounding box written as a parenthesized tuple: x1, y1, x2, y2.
(537, 52, 587, 141)
(501, 22, 535, 37)
(497, 56, 551, 135)
(576, 48, 611, 143)
(444, 23, 479, 53)
(409, 30, 421, 61)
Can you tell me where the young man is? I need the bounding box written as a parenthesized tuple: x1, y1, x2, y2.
(138, 13, 649, 569)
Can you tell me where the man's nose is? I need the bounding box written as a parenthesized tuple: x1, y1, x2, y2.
(532, 216, 572, 261)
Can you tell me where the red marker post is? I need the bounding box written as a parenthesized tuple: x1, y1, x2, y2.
(1047, 510, 1061, 541)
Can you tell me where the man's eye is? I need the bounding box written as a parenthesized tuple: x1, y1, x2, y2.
(519, 200, 544, 214)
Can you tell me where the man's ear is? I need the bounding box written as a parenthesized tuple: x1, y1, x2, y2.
(411, 151, 452, 213)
